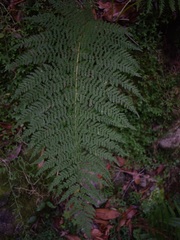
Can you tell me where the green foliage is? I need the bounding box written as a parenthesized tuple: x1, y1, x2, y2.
(0, 156, 45, 217)
(141, 0, 180, 15)
(120, 47, 179, 168)
(23, 198, 63, 240)
(23, 216, 62, 240)
(0, 3, 16, 127)
(24, 230, 61, 240)
(9, 0, 140, 234)
(142, 196, 180, 239)
(130, 11, 162, 51)
(2, 0, 179, 238)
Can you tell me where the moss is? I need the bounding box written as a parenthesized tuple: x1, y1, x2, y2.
(0, 168, 37, 224)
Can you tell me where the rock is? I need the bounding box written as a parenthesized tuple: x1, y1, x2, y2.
(158, 121, 180, 149)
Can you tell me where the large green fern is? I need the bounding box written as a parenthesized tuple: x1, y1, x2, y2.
(10, 0, 140, 234)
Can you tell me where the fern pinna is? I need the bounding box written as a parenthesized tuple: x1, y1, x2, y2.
(10, 0, 140, 234)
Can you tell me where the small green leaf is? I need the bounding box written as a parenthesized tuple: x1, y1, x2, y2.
(36, 201, 46, 211)
(46, 201, 56, 209)
(0, 33, 4, 38)
(28, 216, 37, 224)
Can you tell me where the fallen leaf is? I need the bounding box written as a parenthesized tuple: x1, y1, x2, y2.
(8, 0, 24, 22)
(92, 8, 98, 20)
(97, 0, 137, 22)
(98, 1, 111, 10)
(9, 0, 24, 8)
(156, 164, 166, 175)
(122, 181, 131, 191)
(53, 217, 63, 230)
(65, 235, 81, 240)
(0, 122, 12, 129)
(95, 208, 120, 220)
(126, 219, 133, 236)
(126, 207, 138, 219)
(104, 200, 111, 208)
(97, 0, 124, 22)
(118, 217, 126, 228)
(38, 148, 45, 169)
(104, 224, 113, 236)
(118, 206, 138, 230)
(94, 218, 109, 226)
(91, 228, 103, 238)
(134, 174, 141, 185)
(7, 143, 22, 161)
(116, 156, 125, 167)
(106, 163, 111, 170)
(93, 237, 104, 240)
(38, 160, 44, 169)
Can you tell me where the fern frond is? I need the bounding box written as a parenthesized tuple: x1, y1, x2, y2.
(10, 1, 140, 234)
(168, 0, 176, 12)
(146, 0, 153, 13)
(146, 198, 180, 239)
(169, 217, 180, 227)
(143, 0, 180, 14)
(159, 0, 165, 15)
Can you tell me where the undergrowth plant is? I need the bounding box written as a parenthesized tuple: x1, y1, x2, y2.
(141, 194, 180, 239)
(140, 0, 180, 15)
(8, 0, 140, 234)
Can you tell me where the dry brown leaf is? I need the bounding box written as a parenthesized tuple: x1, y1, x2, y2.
(118, 217, 126, 229)
(156, 164, 166, 175)
(94, 238, 104, 240)
(134, 174, 141, 185)
(118, 206, 138, 230)
(116, 156, 125, 167)
(126, 218, 132, 225)
(126, 206, 138, 219)
(126, 219, 133, 236)
(104, 224, 113, 236)
(38, 160, 44, 169)
(37, 148, 45, 169)
(97, 1, 111, 10)
(91, 229, 103, 238)
(97, 0, 125, 22)
(122, 181, 131, 191)
(7, 143, 22, 161)
(65, 235, 81, 240)
(94, 218, 109, 226)
(95, 208, 120, 220)
(0, 122, 12, 129)
(53, 217, 63, 230)
(9, 0, 24, 8)
(92, 8, 98, 20)
(104, 199, 111, 208)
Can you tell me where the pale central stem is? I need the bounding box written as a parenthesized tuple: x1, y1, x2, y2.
(74, 42, 81, 160)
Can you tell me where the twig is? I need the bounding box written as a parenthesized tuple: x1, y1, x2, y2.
(116, 0, 131, 22)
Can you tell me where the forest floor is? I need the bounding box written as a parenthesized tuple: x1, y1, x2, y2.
(0, 1, 180, 239)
